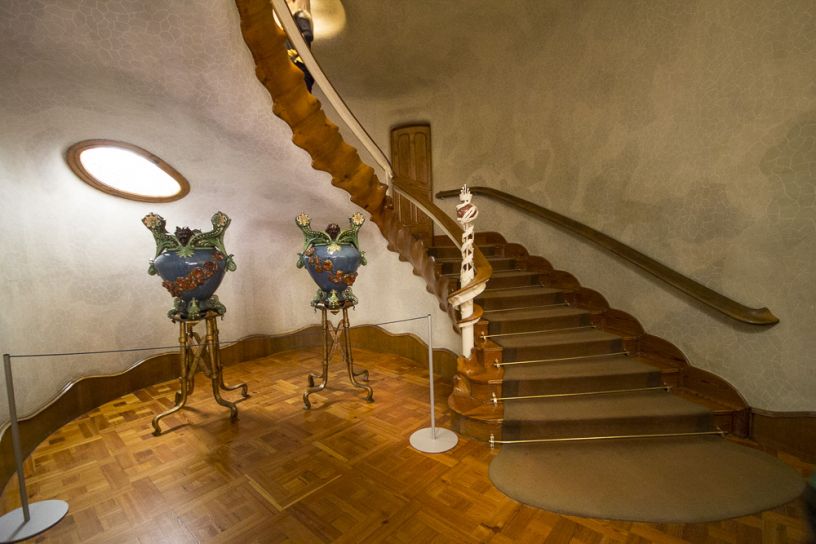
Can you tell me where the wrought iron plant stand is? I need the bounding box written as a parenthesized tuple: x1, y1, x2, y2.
(296, 212, 373, 408)
(143, 211, 248, 435)
(303, 300, 373, 409)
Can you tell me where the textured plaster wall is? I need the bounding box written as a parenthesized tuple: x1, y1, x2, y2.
(0, 0, 457, 423)
(316, 0, 816, 411)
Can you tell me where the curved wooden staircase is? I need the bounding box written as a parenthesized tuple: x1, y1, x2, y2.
(233, 0, 757, 453)
(435, 232, 751, 445)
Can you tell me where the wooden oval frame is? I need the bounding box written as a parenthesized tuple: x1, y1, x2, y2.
(66, 139, 191, 203)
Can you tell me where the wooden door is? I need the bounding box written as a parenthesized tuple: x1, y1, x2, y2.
(390, 124, 434, 246)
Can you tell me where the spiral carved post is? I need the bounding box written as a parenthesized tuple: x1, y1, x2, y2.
(456, 185, 479, 356)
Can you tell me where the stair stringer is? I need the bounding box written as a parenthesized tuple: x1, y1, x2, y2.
(448, 234, 751, 440)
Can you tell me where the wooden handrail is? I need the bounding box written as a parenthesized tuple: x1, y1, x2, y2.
(437, 186, 778, 326)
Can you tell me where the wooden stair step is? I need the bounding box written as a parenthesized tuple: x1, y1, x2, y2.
(428, 245, 460, 259)
(441, 231, 751, 442)
(502, 355, 663, 396)
(495, 328, 626, 360)
(673, 387, 743, 413)
(429, 244, 507, 259)
(477, 285, 567, 309)
(484, 306, 594, 334)
(432, 232, 505, 246)
(672, 387, 748, 435)
(435, 255, 519, 274)
(477, 269, 542, 288)
(502, 390, 713, 440)
(504, 389, 711, 422)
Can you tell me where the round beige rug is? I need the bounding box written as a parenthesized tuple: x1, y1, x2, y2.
(488, 436, 805, 523)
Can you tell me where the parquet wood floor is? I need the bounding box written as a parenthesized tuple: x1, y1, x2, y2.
(1, 348, 812, 543)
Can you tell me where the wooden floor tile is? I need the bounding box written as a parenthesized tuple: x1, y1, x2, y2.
(0, 348, 811, 544)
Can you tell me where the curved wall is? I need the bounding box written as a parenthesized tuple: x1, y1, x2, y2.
(0, 0, 458, 423)
(316, 0, 816, 411)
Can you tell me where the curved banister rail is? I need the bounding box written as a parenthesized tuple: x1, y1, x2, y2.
(240, 0, 492, 331)
(268, 0, 394, 188)
(437, 186, 778, 326)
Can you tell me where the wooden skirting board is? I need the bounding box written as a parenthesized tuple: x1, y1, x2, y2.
(0, 324, 458, 488)
(752, 408, 816, 463)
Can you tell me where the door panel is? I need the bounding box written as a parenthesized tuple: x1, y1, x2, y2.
(390, 124, 434, 246)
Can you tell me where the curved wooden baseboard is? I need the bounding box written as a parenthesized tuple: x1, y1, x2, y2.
(751, 408, 816, 463)
(0, 325, 457, 489)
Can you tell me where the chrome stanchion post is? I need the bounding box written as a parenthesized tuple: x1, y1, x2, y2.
(428, 312, 436, 438)
(3, 354, 29, 523)
(0, 354, 68, 542)
(409, 314, 459, 453)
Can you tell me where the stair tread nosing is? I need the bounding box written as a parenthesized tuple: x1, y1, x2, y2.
(503, 390, 711, 423)
(444, 268, 534, 279)
(435, 256, 516, 265)
(487, 269, 539, 278)
(478, 286, 565, 300)
(494, 328, 622, 349)
(484, 306, 591, 322)
(476, 282, 564, 298)
(503, 356, 660, 382)
(430, 241, 504, 249)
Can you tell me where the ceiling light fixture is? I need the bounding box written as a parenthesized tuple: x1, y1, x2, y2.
(310, 0, 346, 40)
(66, 140, 190, 203)
(279, 0, 346, 40)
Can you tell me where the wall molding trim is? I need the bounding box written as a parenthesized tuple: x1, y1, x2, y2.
(751, 408, 816, 463)
(2, 324, 810, 489)
(0, 324, 457, 488)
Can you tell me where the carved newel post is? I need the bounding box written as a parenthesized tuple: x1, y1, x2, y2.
(456, 185, 479, 356)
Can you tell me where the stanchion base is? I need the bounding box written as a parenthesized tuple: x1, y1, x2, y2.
(0, 499, 69, 543)
(409, 427, 458, 453)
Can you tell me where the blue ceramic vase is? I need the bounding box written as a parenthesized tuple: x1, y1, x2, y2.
(296, 212, 366, 309)
(143, 212, 236, 319)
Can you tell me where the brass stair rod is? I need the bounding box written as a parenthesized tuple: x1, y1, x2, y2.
(484, 284, 554, 291)
(445, 268, 525, 277)
(489, 429, 726, 448)
(482, 325, 594, 340)
(490, 386, 671, 405)
(3, 354, 30, 522)
(482, 303, 570, 313)
(494, 351, 630, 367)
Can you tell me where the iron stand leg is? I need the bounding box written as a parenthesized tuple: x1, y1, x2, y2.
(303, 303, 373, 408)
(304, 308, 332, 408)
(205, 316, 243, 419)
(342, 307, 373, 401)
(153, 321, 193, 435)
(153, 313, 248, 435)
